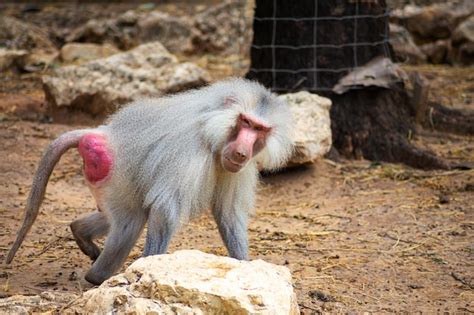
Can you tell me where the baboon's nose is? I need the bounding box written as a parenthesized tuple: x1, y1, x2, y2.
(234, 149, 248, 163)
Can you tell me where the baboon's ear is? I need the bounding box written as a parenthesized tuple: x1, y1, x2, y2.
(223, 95, 238, 108)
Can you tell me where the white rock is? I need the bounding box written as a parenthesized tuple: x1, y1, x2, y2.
(0, 16, 56, 52)
(60, 43, 120, 63)
(43, 42, 210, 116)
(453, 15, 474, 44)
(0, 48, 57, 73)
(74, 250, 299, 314)
(137, 11, 195, 53)
(279, 92, 332, 165)
(193, 0, 252, 55)
(0, 292, 77, 314)
(0, 48, 27, 71)
(18, 50, 59, 73)
(65, 10, 194, 53)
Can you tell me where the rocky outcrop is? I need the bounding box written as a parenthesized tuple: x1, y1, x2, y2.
(280, 92, 332, 165)
(0, 292, 77, 314)
(76, 250, 298, 314)
(71, 250, 299, 314)
(389, 23, 426, 64)
(0, 48, 27, 71)
(192, 0, 252, 55)
(65, 12, 138, 50)
(43, 42, 210, 116)
(390, 2, 474, 65)
(66, 10, 194, 53)
(136, 11, 195, 53)
(18, 50, 59, 72)
(65, 1, 251, 55)
(0, 16, 59, 72)
(450, 15, 474, 65)
(390, 3, 471, 42)
(0, 251, 299, 314)
(0, 16, 56, 52)
(420, 39, 451, 64)
(60, 43, 120, 63)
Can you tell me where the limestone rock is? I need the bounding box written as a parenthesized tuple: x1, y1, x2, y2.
(279, 92, 332, 165)
(72, 250, 299, 314)
(390, 3, 471, 41)
(0, 16, 56, 52)
(135, 0, 256, 55)
(453, 15, 474, 45)
(450, 15, 474, 65)
(0, 48, 27, 71)
(136, 11, 195, 53)
(420, 39, 451, 64)
(66, 10, 194, 53)
(18, 50, 59, 72)
(65, 14, 137, 50)
(389, 23, 426, 64)
(0, 16, 58, 72)
(452, 41, 474, 65)
(60, 43, 120, 63)
(192, 0, 253, 55)
(42, 42, 210, 116)
(0, 292, 77, 314)
(65, 2, 252, 55)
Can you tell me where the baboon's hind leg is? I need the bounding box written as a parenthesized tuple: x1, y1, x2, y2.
(70, 210, 110, 261)
(85, 209, 146, 285)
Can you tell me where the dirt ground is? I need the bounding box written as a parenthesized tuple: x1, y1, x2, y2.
(1, 2, 473, 314)
(0, 68, 472, 313)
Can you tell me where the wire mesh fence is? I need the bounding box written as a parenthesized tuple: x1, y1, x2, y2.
(246, 0, 393, 93)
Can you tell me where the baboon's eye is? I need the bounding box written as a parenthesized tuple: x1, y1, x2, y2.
(241, 118, 251, 128)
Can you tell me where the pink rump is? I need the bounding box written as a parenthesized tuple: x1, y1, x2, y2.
(78, 134, 113, 183)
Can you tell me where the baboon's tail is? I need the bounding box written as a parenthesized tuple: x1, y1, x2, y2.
(6, 129, 91, 263)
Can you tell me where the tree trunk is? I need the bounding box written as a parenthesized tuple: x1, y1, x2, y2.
(246, 0, 450, 169)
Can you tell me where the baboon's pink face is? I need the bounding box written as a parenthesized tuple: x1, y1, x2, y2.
(221, 113, 271, 173)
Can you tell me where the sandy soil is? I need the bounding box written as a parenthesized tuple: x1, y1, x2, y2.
(0, 72, 472, 313)
(0, 2, 473, 313)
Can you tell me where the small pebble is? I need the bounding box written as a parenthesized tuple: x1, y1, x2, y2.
(68, 271, 78, 281)
(438, 195, 449, 204)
